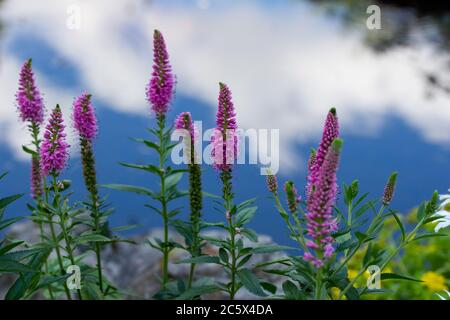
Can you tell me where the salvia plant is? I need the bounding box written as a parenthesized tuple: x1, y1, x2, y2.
(1, 30, 447, 300)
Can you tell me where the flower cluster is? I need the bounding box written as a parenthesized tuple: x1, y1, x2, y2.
(382, 172, 398, 206)
(211, 83, 238, 171)
(175, 112, 198, 164)
(16, 59, 44, 124)
(266, 173, 278, 194)
(73, 93, 98, 141)
(146, 30, 174, 117)
(306, 108, 339, 198)
(40, 105, 69, 176)
(304, 139, 342, 268)
(284, 181, 300, 214)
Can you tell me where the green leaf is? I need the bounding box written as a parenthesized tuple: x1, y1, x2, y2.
(119, 162, 162, 176)
(35, 274, 70, 290)
(0, 241, 24, 256)
(5, 248, 51, 300)
(0, 194, 23, 210)
(73, 234, 111, 245)
(389, 211, 405, 241)
(235, 206, 257, 226)
(202, 191, 221, 199)
(411, 232, 448, 242)
(363, 243, 373, 266)
(261, 282, 277, 295)
(241, 228, 258, 242)
(0, 172, 8, 181)
(165, 172, 183, 190)
(22, 145, 37, 156)
(0, 258, 37, 273)
(381, 273, 422, 282)
(354, 200, 376, 219)
(110, 224, 139, 232)
(219, 248, 228, 263)
(0, 217, 23, 231)
(335, 230, 352, 244)
(416, 203, 426, 221)
(101, 184, 156, 197)
(237, 268, 267, 297)
(2, 248, 44, 262)
(237, 198, 257, 209)
(250, 245, 295, 254)
(177, 256, 221, 264)
(335, 278, 360, 300)
(237, 254, 252, 269)
(282, 280, 304, 300)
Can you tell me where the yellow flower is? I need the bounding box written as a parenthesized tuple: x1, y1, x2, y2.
(348, 269, 358, 280)
(421, 272, 448, 292)
(330, 287, 340, 300)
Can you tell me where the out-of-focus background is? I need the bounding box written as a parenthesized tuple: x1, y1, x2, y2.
(0, 0, 449, 246)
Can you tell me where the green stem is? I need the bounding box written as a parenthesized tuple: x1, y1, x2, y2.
(344, 200, 353, 258)
(315, 268, 323, 300)
(91, 197, 104, 295)
(52, 177, 82, 300)
(188, 263, 196, 289)
(229, 218, 237, 300)
(44, 179, 72, 300)
(221, 169, 237, 300)
(157, 116, 169, 289)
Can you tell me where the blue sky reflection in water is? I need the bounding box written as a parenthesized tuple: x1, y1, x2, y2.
(0, 0, 449, 245)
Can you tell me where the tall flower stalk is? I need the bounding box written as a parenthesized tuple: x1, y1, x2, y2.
(304, 139, 342, 299)
(104, 30, 181, 296)
(72, 93, 104, 294)
(212, 82, 239, 299)
(16, 59, 54, 298)
(147, 29, 175, 289)
(16, 59, 44, 207)
(175, 112, 202, 288)
(40, 105, 77, 299)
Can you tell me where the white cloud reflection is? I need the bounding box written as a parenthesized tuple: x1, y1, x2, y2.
(0, 0, 449, 171)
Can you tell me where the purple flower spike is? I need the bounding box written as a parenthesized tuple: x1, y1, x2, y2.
(16, 59, 44, 124)
(40, 105, 69, 176)
(146, 30, 174, 117)
(304, 138, 343, 267)
(73, 93, 97, 141)
(175, 112, 198, 163)
(307, 108, 339, 198)
(31, 156, 42, 199)
(175, 112, 195, 140)
(211, 83, 238, 171)
(266, 173, 278, 194)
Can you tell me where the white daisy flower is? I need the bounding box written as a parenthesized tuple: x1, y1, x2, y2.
(433, 189, 450, 233)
